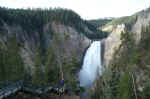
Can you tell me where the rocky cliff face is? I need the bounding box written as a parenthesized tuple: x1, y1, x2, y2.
(102, 8, 150, 66)
(92, 8, 150, 99)
(102, 24, 125, 65)
(51, 22, 90, 58)
(0, 21, 91, 72)
(132, 8, 150, 43)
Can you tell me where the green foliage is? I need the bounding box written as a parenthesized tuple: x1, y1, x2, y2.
(105, 25, 150, 99)
(0, 7, 107, 40)
(32, 43, 46, 86)
(0, 6, 107, 86)
(0, 7, 81, 33)
(0, 41, 6, 81)
(114, 31, 136, 70)
(0, 35, 24, 81)
(31, 42, 80, 88)
(141, 86, 150, 99)
(88, 18, 113, 28)
(110, 71, 120, 99)
(63, 56, 79, 89)
(45, 46, 59, 84)
(91, 82, 103, 99)
(106, 15, 137, 30)
(118, 72, 133, 99)
(64, 32, 70, 40)
(83, 21, 109, 39)
(91, 65, 121, 99)
(7, 35, 24, 81)
(92, 27, 150, 99)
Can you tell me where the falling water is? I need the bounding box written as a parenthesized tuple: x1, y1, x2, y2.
(78, 41, 102, 99)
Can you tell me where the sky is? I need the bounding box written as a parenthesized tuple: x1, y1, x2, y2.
(0, 0, 150, 20)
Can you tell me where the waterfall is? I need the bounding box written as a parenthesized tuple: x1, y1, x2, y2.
(78, 41, 103, 98)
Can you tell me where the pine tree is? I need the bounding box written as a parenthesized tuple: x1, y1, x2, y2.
(109, 67, 120, 99)
(45, 46, 59, 84)
(118, 72, 133, 99)
(0, 41, 6, 81)
(32, 43, 45, 86)
(6, 35, 24, 81)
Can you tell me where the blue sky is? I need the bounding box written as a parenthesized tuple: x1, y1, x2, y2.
(0, 0, 150, 20)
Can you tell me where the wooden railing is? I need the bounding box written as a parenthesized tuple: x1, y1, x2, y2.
(0, 80, 67, 99)
(0, 80, 23, 99)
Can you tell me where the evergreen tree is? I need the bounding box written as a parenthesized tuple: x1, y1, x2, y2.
(6, 35, 24, 81)
(109, 66, 120, 99)
(0, 41, 6, 81)
(45, 46, 59, 84)
(118, 72, 133, 99)
(32, 43, 45, 86)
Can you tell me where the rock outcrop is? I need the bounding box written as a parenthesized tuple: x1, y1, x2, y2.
(0, 21, 91, 72)
(102, 8, 150, 66)
(132, 8, 150, 43)
(102, 24, 125, 65)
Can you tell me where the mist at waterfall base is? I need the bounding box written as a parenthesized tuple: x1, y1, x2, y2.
(78, 41, 103, 99)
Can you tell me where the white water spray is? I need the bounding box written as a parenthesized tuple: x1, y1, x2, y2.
(78, 41, 103, 92)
